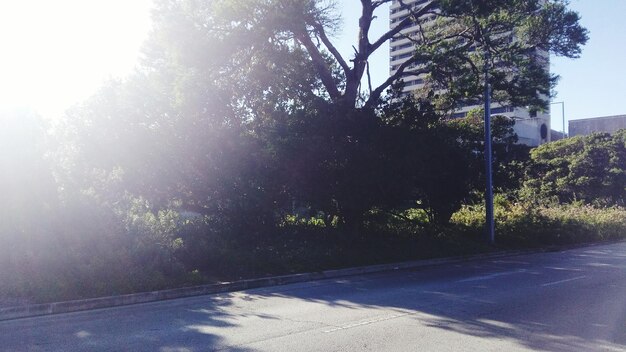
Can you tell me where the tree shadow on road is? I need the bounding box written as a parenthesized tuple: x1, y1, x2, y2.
(243, 247, 626, 351)
(2, 247, 625, 351)
(0, 291, 260, 352)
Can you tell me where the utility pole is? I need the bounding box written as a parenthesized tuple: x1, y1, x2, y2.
(484, 50, 495, 245)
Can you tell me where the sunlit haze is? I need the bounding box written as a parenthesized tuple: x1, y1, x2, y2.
(1, 1, 625, 341)
(0, 0, 152, 118)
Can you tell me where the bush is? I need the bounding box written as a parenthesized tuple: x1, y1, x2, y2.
(451, 197, 626, 247)
(522, 130, 626, 206)
(0, 193, 203, 304)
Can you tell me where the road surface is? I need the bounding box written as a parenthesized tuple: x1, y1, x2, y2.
(1, 242, 626, 351)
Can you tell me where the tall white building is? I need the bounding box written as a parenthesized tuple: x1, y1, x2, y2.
(389, 0, 551, 146)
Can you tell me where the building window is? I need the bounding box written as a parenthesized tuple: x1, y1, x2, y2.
(491, 106, 514, 114)
(391, 43, 413, 52)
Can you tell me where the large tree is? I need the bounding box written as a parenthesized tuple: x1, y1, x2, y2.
(523, 130, 626, 206)
(57, 0, 589, 233)
(162, 0, 587, 113)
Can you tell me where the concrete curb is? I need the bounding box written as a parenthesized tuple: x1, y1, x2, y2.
(0, 240, 621, 321)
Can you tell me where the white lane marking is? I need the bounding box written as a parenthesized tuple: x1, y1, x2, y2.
(456, 269, 527, 283)
(323, 313, 409, 333)
(544, 266, 583, 271)
(541, 275, 587, 287)
(587, 262, 613, 267)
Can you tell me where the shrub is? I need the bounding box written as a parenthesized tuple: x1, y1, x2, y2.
(451, 197, 626, 247)
(523, 130, 626, 206)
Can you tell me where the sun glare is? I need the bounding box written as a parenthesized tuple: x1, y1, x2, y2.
(0, 0, 153, 119)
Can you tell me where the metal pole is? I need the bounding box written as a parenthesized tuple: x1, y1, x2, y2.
(484, 50, 495, 245)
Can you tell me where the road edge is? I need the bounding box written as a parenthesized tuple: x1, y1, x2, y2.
(1, 240, 622, 321)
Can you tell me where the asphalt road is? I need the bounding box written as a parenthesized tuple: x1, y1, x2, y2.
(2, 242, 626, 352)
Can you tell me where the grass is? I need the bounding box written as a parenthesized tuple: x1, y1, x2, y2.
(1, 201, 624, 306)
(451, 200, 626, 247)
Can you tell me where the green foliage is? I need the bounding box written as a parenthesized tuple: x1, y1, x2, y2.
(452, 198, 626, 246)
(380, 102, 527, 224)
(0, 1, 596, 305)
(420, 0, 588, 113)
(522, 130, 626, 205)
(447, 109, 530, 192)
(281, 214, 329, 228)
(149, 0, 587, 113)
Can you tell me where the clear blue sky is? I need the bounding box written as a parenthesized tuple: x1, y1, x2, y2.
(335, 0, 626, 134)
(550, 0, 626, 132)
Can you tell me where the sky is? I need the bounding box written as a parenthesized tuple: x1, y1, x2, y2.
(0, 0, 624, 135)
(549, 0, 626, 133)
(0, 0, 152, 118)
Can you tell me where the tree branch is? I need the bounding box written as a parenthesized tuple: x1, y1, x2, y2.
(364, 56, 429, 110)
(310, 21, 351, 78)
(366, 60, 373, 94)
(370, 0, 436, 54)
(295, 31, 341, 101)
